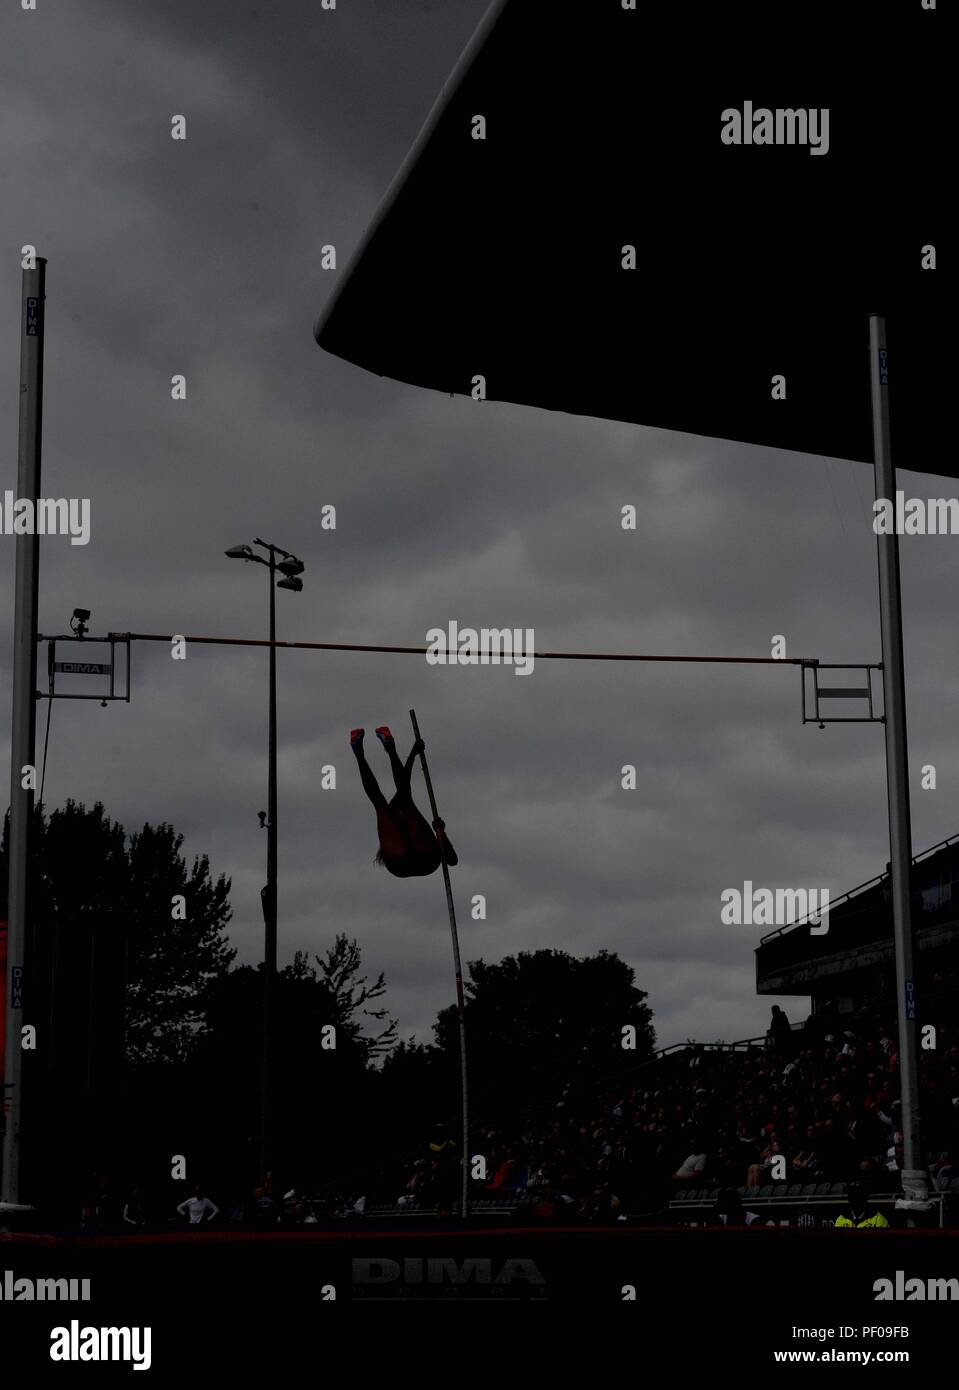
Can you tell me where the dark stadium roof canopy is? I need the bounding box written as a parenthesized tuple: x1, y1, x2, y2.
(315, 0, 949, 475)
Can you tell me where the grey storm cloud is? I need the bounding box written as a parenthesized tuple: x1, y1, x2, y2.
(1, 0, 956, 1052)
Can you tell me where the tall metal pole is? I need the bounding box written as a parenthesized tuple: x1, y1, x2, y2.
(868, 314, 926, 1205)
(258, 550, 278, 1181)
(2, 259, 46, 1207)
(409, 709, 468, 1219)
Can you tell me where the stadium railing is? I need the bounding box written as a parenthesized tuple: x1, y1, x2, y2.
(668, 1183, 950, 1228)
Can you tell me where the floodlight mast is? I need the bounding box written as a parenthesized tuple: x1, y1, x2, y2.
(225, 537, 305, 1182)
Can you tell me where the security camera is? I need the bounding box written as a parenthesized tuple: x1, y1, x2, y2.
(258, 811, 268, 828)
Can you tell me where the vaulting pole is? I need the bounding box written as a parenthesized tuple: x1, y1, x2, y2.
(868, 314, 927, 1208)
(3, 259, 46, 1208)
(409, 709, 468, 1220)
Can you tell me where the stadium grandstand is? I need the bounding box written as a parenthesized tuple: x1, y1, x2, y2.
(757, 830, 959, 1016)
(353, 1012, 957, 1232)
(341, 834, 959, 1231)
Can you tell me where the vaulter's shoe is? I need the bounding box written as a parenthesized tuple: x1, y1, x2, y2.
(375, 726, 394, 747)
(350, 728, 365, 748)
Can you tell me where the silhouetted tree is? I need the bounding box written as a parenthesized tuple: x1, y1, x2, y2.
(310, 935, 398, 1060)
(177, 942, 394, 1191)
(373, 1037, 443, 1164)
(1, 800, 234, 1209)
(433, 947, 656, 1122)
(124, 821, 235, 1066)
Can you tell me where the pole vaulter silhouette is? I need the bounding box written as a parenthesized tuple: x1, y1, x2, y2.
(350, 725, 457, 878)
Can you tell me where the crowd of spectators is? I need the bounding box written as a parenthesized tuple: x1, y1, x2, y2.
(69, 1007, 959, 1232)
(392, 1005, 959, 1220)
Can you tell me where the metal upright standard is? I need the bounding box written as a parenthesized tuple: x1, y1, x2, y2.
(869, 314, 927, 1206)
(409, 708, 469, 1219)
(2, 260, 46, 1208)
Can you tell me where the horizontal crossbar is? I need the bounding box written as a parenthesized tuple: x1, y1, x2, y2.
(115, 632, 820, 666)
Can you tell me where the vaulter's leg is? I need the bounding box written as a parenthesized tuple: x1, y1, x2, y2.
(351, 729, 387, 810)
(376, 726, 421, 803)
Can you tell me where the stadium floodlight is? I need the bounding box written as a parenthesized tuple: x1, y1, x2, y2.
(223, 534, 303, 1179)
(70, 608, 90, 638)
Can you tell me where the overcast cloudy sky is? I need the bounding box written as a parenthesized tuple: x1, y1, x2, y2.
(2, 0, 955, 1053)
